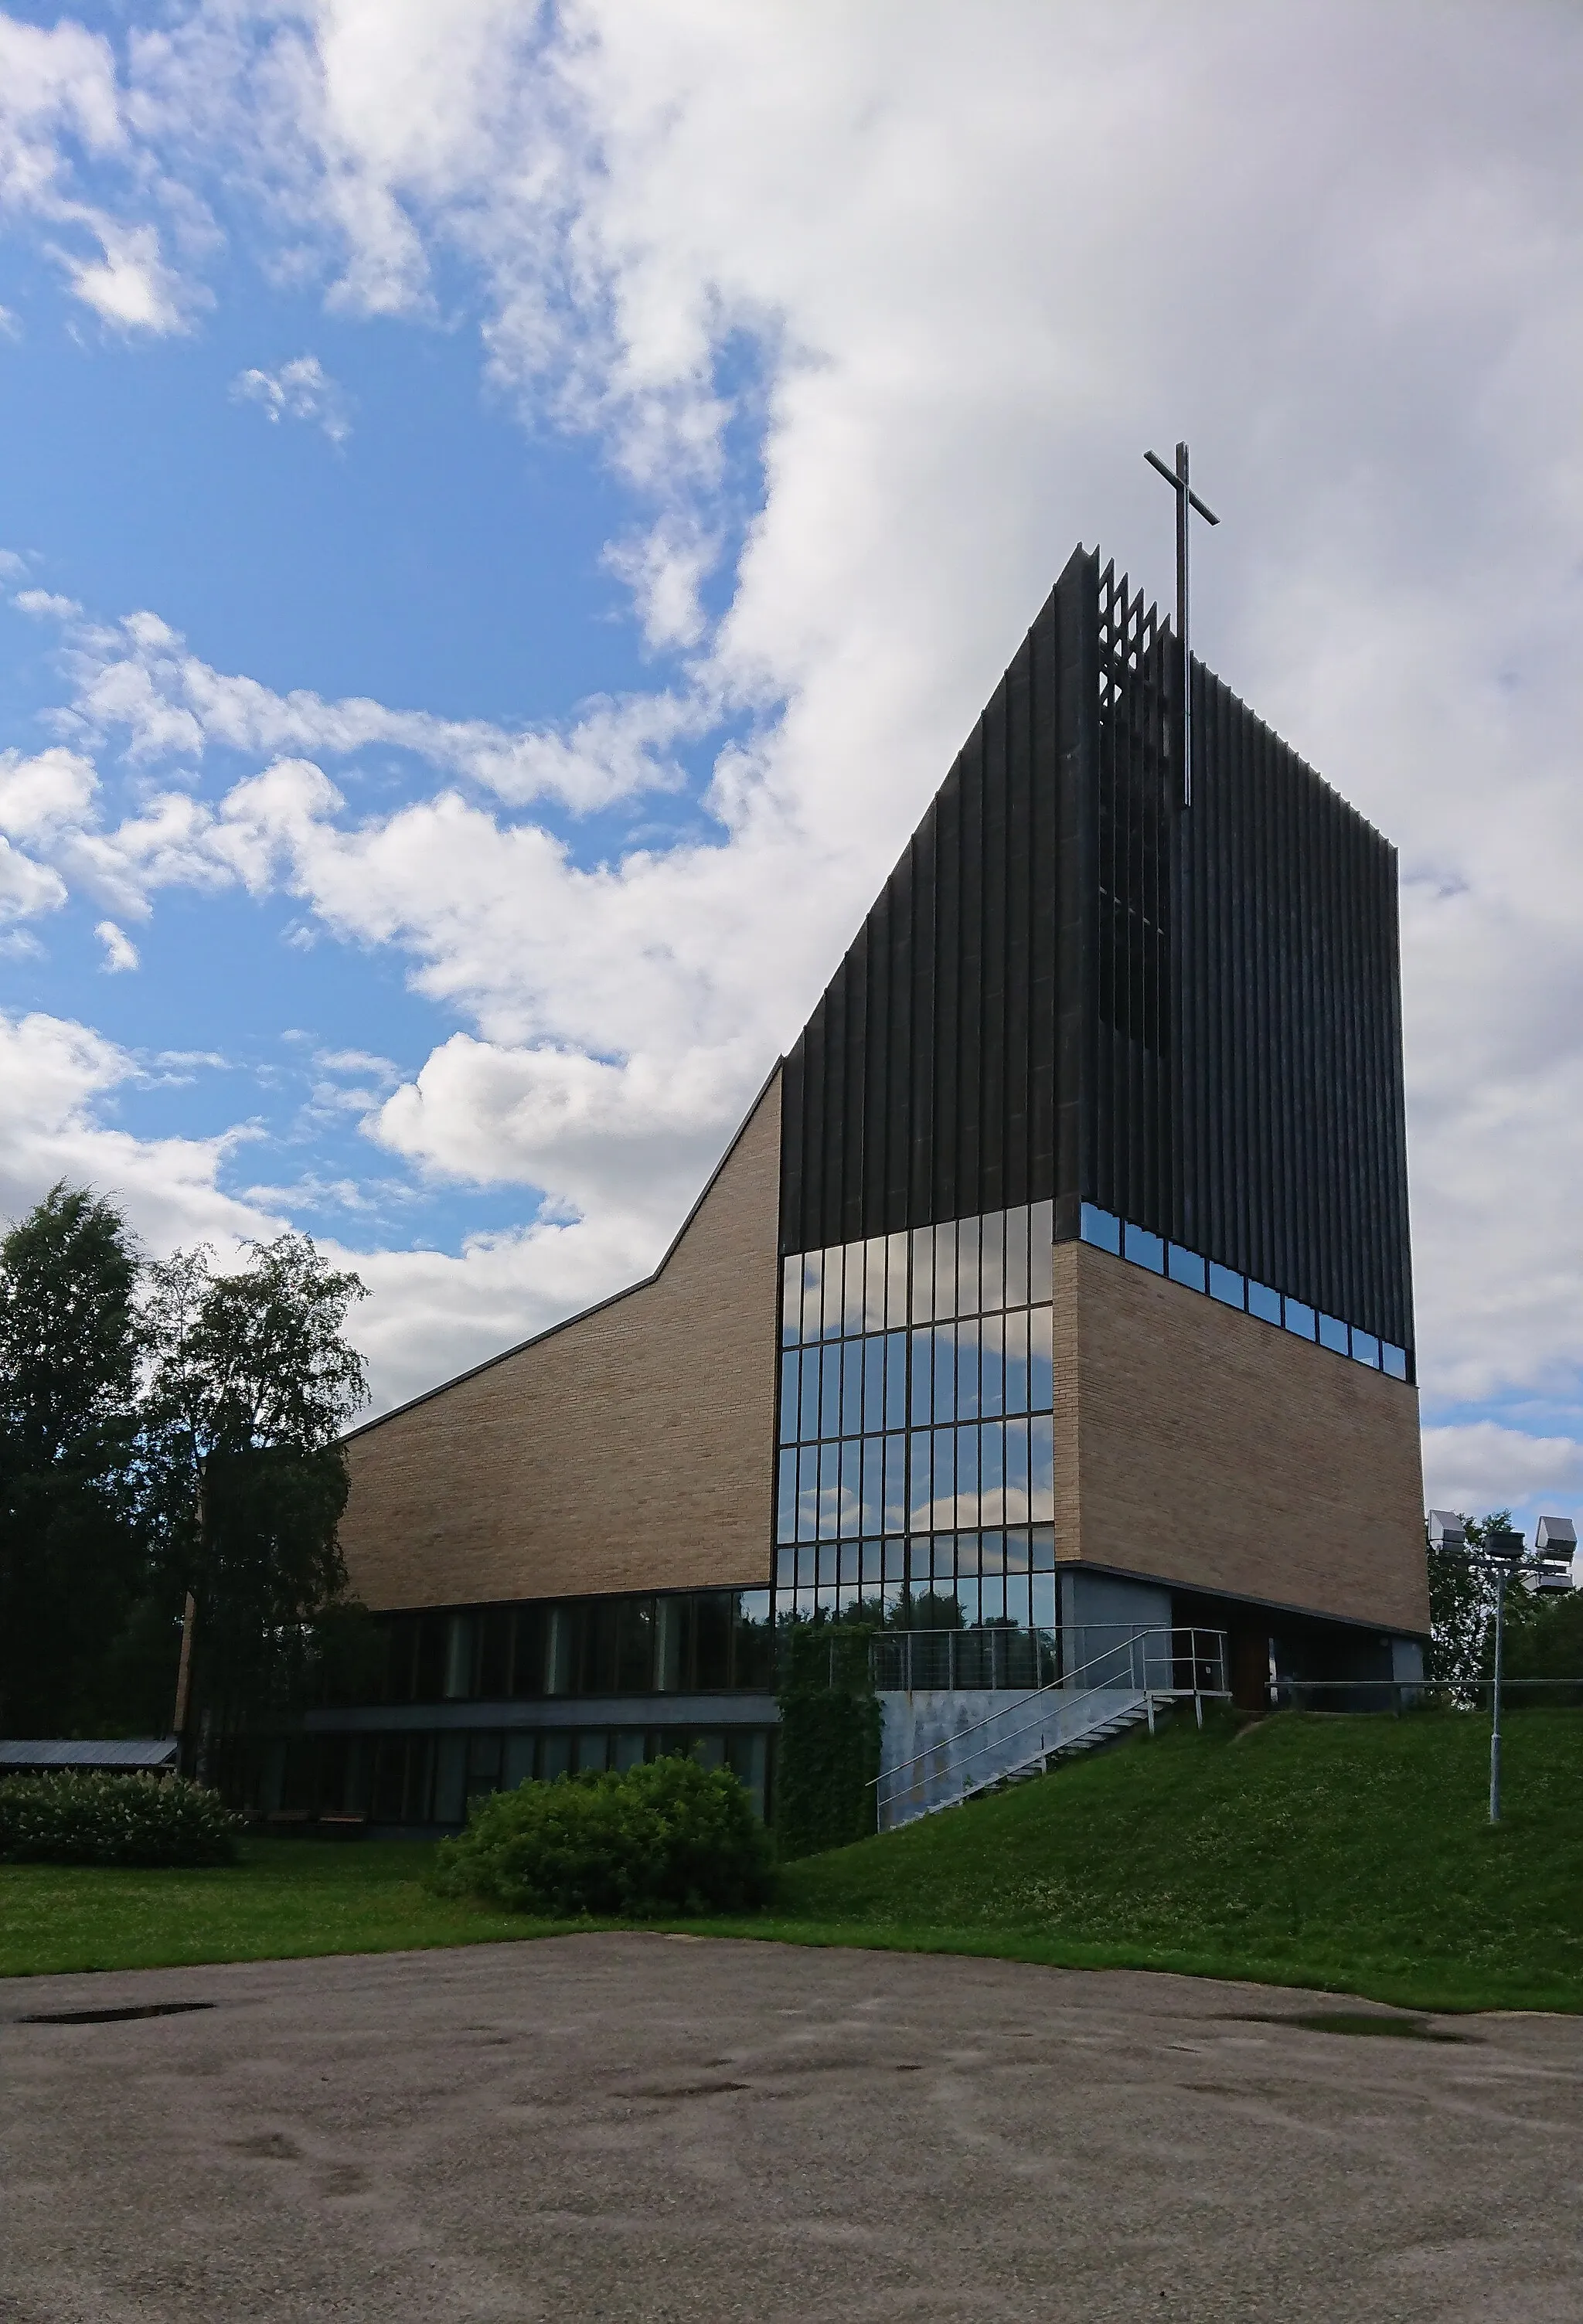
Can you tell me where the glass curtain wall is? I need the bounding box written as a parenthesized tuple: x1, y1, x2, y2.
(774, 1202, 1057, 1629)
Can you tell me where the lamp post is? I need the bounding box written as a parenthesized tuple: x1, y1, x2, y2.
(1483, 1526, 1525, 1826)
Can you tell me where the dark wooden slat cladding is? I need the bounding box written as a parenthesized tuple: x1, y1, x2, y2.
(778, 543, 1414, 1357)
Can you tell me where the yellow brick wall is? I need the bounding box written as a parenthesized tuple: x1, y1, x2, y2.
(339, 1074, 782, 1611)
(1053, 1239, 1429, 1633)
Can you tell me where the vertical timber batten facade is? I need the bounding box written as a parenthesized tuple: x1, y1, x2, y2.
(779, 546, 1414, 1356)
(265, 540, 1426, 1829)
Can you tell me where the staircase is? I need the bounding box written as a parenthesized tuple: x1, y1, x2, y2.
(872, 1627, 1228, 1832)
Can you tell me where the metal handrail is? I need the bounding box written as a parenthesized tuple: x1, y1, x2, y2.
(868, 1625, 1228, 1797)
(870, 1625, 1056, 1693)
(1275, 1676, 1583, 1709)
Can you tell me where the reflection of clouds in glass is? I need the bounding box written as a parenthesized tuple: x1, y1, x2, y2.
(776, 1202, 1057, 1559)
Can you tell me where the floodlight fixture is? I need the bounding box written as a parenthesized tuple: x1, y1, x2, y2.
(1426, 1509, 1466, 1553)
(1535, 1515, 1577, 1558)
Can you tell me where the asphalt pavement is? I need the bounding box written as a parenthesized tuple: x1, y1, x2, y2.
(2, 1935, 1579, 2322)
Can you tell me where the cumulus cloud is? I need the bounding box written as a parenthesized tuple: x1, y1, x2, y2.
(1421, 1422, 1583, 1540)
(0, 1006, 684, 1419)
(0, 839, 64, 924)
(367, 1031, 757, 1226)
(0, 746, 97, 838)
(1, 0, 1581, 1464)
(231, 352, 352, 444)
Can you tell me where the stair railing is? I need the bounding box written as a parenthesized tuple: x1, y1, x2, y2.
(870, 1625, 1230, 1827)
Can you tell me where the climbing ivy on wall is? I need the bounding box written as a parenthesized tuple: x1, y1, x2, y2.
(774, 1621, 883, 1861)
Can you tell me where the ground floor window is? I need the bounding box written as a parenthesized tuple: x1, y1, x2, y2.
(247, 1727, 774, 1826)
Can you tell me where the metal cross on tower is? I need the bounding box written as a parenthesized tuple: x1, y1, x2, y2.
(1145, 441, 1218, 809)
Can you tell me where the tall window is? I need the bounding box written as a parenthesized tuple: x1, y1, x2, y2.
(773, 1203, 1056, 1629)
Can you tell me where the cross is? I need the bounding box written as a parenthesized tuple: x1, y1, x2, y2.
(1145, 441, 1218, 809)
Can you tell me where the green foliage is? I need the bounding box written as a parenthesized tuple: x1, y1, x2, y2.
(1425, 1509, 1527, 1700)
(0, 1771, 239, 1867)
(1500, 1591, 1583, 1702)
(141, 1232, 369, 1738)
(774, 1620, 882, 1861)
(1426, 1507, 1583, 1705)
(0, 1185, 147, 1734)
(0, 1186, 370, 1747)
(431, 1755, 774, 1917)
(1425, 1534, 1488, 1700)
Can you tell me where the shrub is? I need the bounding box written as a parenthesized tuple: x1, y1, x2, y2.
(0, 1771, 240, 1866)
(431, 1755, 774, 1917)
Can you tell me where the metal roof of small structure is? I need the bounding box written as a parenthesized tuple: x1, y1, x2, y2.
(0, 1738, 179, 1770)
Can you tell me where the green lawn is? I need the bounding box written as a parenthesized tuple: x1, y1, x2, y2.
(764, 1705, 1583, 2013)
(3, 1708, 1580, 2011)
(0, 1839, 546, 1976)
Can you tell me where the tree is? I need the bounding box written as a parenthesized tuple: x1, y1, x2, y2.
(1425, 1509, 1557, 1703)
(0, 1186, 146, 1734)
(141, 1233, 369, 1761)
(1425, 1518, 1488, 1701)
(1500, 1587, 1583, 1704)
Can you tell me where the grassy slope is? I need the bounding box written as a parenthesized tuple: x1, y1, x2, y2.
(765, 1706, 1583, 2010)
(2, 1710, 1579, 2009)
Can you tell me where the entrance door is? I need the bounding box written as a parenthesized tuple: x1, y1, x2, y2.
(1230, 1629, 1271, 1713)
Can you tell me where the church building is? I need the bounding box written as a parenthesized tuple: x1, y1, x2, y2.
(296, 543, 1428, 1828)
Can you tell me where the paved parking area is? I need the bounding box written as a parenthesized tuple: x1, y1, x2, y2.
(2, 1936, 1580, 2323)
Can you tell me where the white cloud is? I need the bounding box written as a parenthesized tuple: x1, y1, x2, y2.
(0, 1008, 676, 1420)
(0, 746, 97, 839)
(59, 217, 184, 332)
(1421, 1423, 1583, 1534)
(602, 516, 717, 650)
(0, 15, 186, 332)
(367, 1030, 752, 1224)
(1, 0, 1581, 1455)
(231, 352, 352, 444)
(12, 588, 81, 619)
(94, 918, 138, 972)
(54, 606, 703, 810)
(0, 837, 64, 924)
(0, 1007, 274, 1256)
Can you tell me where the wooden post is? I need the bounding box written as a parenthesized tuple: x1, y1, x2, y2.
(171, 1591, 197, 1740)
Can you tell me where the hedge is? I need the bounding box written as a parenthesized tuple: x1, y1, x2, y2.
(0, 1771, 240, 1866)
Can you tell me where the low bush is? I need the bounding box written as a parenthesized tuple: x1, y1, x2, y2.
(0, 1771, 240, 1867)
(431, 1755, 774, 1917)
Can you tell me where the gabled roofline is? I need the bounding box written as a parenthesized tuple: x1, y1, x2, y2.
(342, 1057, 785, 1445)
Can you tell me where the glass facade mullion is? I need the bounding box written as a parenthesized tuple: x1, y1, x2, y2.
(775, 1202, 1060, 1631)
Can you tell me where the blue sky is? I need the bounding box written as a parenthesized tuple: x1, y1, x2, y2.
(0, 1, 1581, 1545)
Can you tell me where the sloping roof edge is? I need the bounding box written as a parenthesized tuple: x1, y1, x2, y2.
(0, 1738, 179, 1768)
(341, 1057, 785, 1447)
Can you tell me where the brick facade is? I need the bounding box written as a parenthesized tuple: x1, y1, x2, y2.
(338, 1074, 782, 1612)
(1052, 1239, 1428, 1635)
